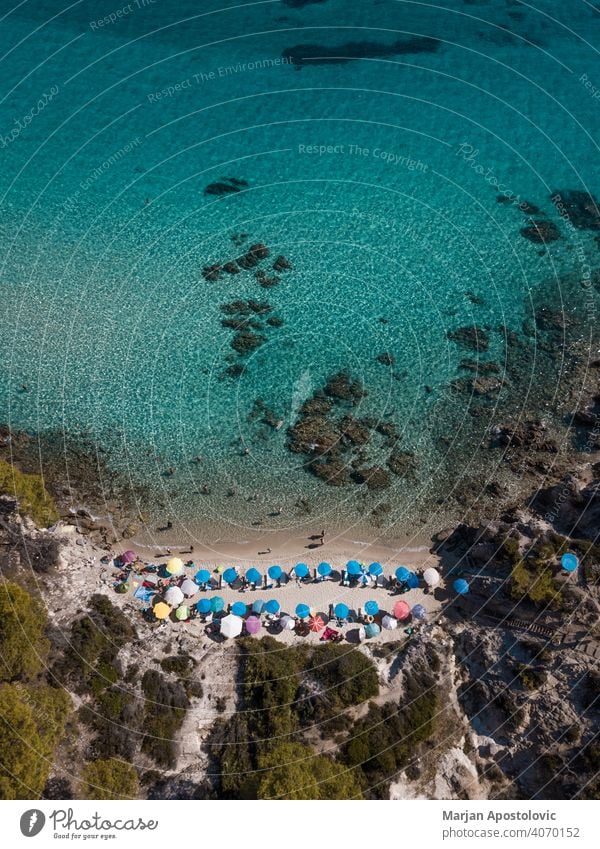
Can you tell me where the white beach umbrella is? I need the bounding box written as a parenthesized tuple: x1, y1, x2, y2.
(181, 578, 199, 597)
(165, 585, 185, 606)
(280, 614, 295, 630)
(357, 626, 366, 642)
(220, 614, 243, 639)
(382, 615, 398, 630)
(423, 567, 441, 587)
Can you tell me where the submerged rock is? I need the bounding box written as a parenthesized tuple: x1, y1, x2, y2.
(352, 465, 391, 490)
(447, 326, 490, 352)
(230, 331, 267, 355)
(376, 352, 396, 366)
(520, 220, 560, 243)
(273, 254, 292, 272)
(387, 449, 417, 478)
(324, 370, 366, 402)
(551, 190, 600, 230)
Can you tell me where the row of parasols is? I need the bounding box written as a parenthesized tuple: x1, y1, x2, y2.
(146, 556, 450, 589)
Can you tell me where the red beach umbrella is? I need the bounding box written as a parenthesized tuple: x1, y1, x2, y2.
(308, 615, 325, 633)
(393, 600, 411, 620)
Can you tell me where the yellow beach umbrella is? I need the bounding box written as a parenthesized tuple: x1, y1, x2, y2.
(153, 602, 171, 620)
(166, 556, 184, 576)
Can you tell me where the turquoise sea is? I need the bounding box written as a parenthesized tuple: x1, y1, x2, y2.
(1, 0, 599, 539)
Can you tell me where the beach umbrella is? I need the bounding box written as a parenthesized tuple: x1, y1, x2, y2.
(364, 600, 379, 616)
(196, 598, 212, 615)
(231, 601, 247, 617)
(412, 604, 426, 621)
(365, 622, 381, 638)
(334, 603, 349, 619)
(245, 615, 261, 635)
(406, 571, 419, 589)
(268, 565, 283, 581)
(181, 578, 199, 597)
(176, 605, 189, 621)
(165, 586, 184, 606)
(220, 614, 243, 639)
(294, 563, 309, 579)
(166, 557, 184, 576)
(317, 562, 332, 577)
(264, 599, 280, 614)
(246, 567, 261, 584)
(382, 615, 397, 630)
(368, 562, 383, 577)
(121, 550, 136, 564)
(561, 552, 578, 573)
(280, 615, 295, 630)
(194, 569, 211, 585)
(223, 567, 238, 585)
(346, 560, 361, 576)
(423, 567, 440, 587)
(210, 596, 225, 613)
(308, 615, 325, 633)
(295, 603, 311, 619)
(393, 600, 411, 620)
(395, 566, 411, 582)
(252, 599, 265, 614)
(153, 602, 170, 620)
(453, 578, 470, 595)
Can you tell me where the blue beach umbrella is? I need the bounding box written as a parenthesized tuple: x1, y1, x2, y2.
(453, 579, 470, 595)
(561, 553, 578, 573)
(195, 569, 211, 585)
(334, 603, 349, 619)
(264, 599, 280, 614)
(317, 562, 332, 577)
(223, 568, 238, 585)
(347, 560, 361, 576)
(252, 599, 265, 614)
(364, 600, 379, 616)
(246, 567, 261, 584)
(364, 622, 381, 638)
(294, 563, 309, 579)
(406, 571, 419, 589)
(231, 601, 247, 617)
(412, 603, 426, 621)
(395, 567, 411, 582)
(295, 603, 310, 619)
(268, 565, 283, 580)
(196, 598, 212, 614)
(368, 562, 383, 577)
(210, 596, 225, 613)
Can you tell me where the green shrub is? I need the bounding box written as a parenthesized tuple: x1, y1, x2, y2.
(80, 758, 138, 800)
(0, 581, 50, 682)
(0, 458, 58, 527)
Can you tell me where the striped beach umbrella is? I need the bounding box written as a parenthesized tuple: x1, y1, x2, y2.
(308, 615, 325, 633)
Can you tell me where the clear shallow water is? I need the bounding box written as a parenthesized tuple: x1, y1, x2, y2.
(1, 0, 600, 537)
